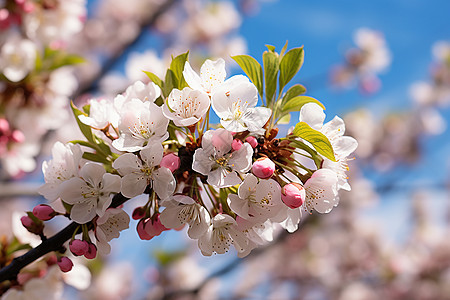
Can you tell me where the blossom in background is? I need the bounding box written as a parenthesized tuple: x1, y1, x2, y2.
(59, 163, 121, 224)
(112, 143, 176, 200)
(192, 128, 253, 188)
(95, 207, 130, 255)
(0, 35, 36, 82)
(162, 87, 210, 127)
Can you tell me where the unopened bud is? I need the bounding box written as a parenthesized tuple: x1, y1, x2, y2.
(281, 183, 306, 209)
(160, 153, 180, 173)
(137, 219, 153, 240)
(245, 136, 258, 148)
(69, 239, 89, 256)
(32, 204, 55, 221)
(231, 139, 243, 151)
(57, 257, 73, 273)
(252, 157, 275, 179)
(21, 215, 43, 235)
(132, 206, 146, 220)
(84, 243, 97, 259)
(145, 214, 168, 237)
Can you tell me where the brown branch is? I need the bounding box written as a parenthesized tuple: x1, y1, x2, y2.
(0, 193, 128, 283)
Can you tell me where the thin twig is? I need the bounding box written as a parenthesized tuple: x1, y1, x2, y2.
(0, 193, 128, 283)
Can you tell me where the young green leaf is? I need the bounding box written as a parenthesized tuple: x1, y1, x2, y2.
(71, 102, 95, 144)
(263, 51, 279, 106)
(265, 44, 276, 52)
(143, 71, 163, 90)
(82, 152, 110, 164)
(279, 46, 304, 93)
(169, 51, 189, 89)
(231, 54, 263, 98)
(163, 69, 177, 98)
(282, 84, 307, 104)
(281, 96, 325, 114)
(292, 122, 336, 162)
(276, 113, 291, 125)
(279, 41, 289, 59)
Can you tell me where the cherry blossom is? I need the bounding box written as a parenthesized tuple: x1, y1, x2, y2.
(162, 87, 210, 127)
(112, 143, 176, 199)
(78, 98, 119, 129)
(59, 163, 121, 224)
(198, 214, 247, 256)
(228, 174, 283, 222)
(192, 128, 253, 188)
(95, 207, 130, 255)
(303, 169, 339, 214)
(183, 58, 226, 95)
(112, 99, 169, 152)
(211, 75, 271, 133)
(160, 195, 211, 239)
(0, 35, 36, 82)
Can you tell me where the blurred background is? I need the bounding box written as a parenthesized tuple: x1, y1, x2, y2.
(1, 0, 450, 299)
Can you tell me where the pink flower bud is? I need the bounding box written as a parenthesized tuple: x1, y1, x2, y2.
(281, 183, 306, 209)
(69, 239, 89, 256)
(160, 153, 180, 173)
(252, 157, 275, 179)
(32, 204, 55, 221)
(232, 139, 243, 151)
(57, 257, 73, 273)
(0, 118, 9, 133)
(84, 243, 97, 259)
(20, 215, 33, 228)
(245, 136, 258, 148)
(21, 215, 43, 235)
(137, 219, 154, 240)
(132, 206, 146, 220)
(145, 214, 167, 237)
(11, 130, 25, 143)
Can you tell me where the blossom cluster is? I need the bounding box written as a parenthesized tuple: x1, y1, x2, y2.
(33, 44, 357, 266)
(0, 0, 86, 178)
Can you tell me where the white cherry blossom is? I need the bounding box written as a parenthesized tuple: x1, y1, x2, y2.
(228, 174, 283, 222)
(300, 103, 358, 190)
(78, 98, 120, 129)
(160, 195, 211, 239)
(112, 143, 175, 200)
(114, 80, 161, 111)
(303, 168, 339, 214)
(236, 217, 274, 257)
(192, 129, 253, 188)
(198, 214, 247, 256)
(162, 87, 210, 127)
(112, 98, 169, 152)
(212, 76, 271, 133)
(95, 207, 130, 255)
(0, 35, 36, 82)
(59, 163, 121, 224)
(183, 58, 226, 95)
(39, 142, 83, 202)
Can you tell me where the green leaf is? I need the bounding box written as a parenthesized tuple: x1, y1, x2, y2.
(154, 250, 186, 267)
(232, 55, 263, 98)
(6, 237, 32, 256)
(82, 152, 109, 164)
(143, 71, 163, 90)
(265, 44, 276, 52)
(276, 113, 291, 124)
(292, 122, 336, 161)
(279, 41, 289, 59)
(169, 51, 189, 89)
(281, 96, 325, 114)
(282, 84, 307, 104)
(279, 47, 304, 92)
(163, 69, 177, 98)
(35, 51, 42, 71)
(263, 51, 279, 106)
(71, 102, 95, 144)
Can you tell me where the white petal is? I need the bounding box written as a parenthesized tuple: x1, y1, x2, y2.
(198, 226, 213, 256)
(71, 202, 97, 224)
(188, 206, 210, 239)
(192, 149, 214, 175)
(200, 58, 226, 93)
(228, 143, 253, 173)
(153, 167, 176, 200)
(102, 173, 121, 194)
(112, 153, 142, 175)
(242, 107, 272, 132)
(228, 194, 250, 219)
(59, 177, 87, 204)
(299, 103, 325, 130)
(120, 173, 148, 198)
(80, 163, 106, 188)
(211, 128, 232, 156)
(140, 143, 164, 167)
(183, 61, 204, 91)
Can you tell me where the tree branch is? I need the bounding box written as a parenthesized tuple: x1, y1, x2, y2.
(0, 193, 128, 283)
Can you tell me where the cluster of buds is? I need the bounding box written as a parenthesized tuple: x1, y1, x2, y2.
(34, 44, 356, 263)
